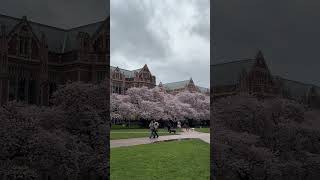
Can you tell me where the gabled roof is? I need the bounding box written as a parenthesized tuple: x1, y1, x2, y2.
(110, 66, 143, 78)
(211, 59, 255, 87)
(0, 14, 66, 52)
(163, 80, 191, 91)
(0, 14, 108, 53)
(65, 20, 106, 51)
(132, 68, 142, 73)
(110, 66, 135, 78)
(110, 64, 157, 79)
(162, 79, 209, 93)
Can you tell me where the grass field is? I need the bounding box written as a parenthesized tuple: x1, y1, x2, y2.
(111, 139, 210, 180)
(195, 128, 210, 133)
(110, 128, 181, 140)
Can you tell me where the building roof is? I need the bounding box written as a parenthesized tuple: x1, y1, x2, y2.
(110, 66, 144, 78)
(276, 77, 320, 98)
(163, 80, 191, 91)
(65, 21, 106, 51)
(211, 59, 255, 87)
(0, 14, 108, 53)
(162, 79, 209, 93)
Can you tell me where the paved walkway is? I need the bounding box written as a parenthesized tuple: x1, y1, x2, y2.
(110, 130, 210, 148)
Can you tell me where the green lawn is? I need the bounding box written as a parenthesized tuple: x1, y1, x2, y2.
(195, 128, 210, 133)
(111, 128, 181, 140)
(111, 139, 210, 180)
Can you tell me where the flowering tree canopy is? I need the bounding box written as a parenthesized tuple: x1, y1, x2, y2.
(0, 81, 109, 179)
(212, 95, 320, 180)
(110, 87, 210, 122)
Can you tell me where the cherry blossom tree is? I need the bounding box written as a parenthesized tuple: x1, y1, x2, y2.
(176, 91, 210, 121)
(110, 86, 210, 124)
(0, 81, 109, 179)
(212, 95, 320, 180)
(50, 81, 109, 179)
(110, 93, 122, 124)
(0, 102, 78, 179)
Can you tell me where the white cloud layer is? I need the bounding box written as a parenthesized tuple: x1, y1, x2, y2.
(111, 0, 210, 88)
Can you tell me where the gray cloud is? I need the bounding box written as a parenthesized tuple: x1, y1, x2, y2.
(110, 0, 169, 60)
(213, 0, 320, 86)
(111, 0, 210, 88)
(0, 0, 108, 29)
(191, 0, 210, 39)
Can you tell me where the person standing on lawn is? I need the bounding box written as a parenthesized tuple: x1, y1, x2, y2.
(153, 121, 160, 138)
(149, 120, 155, 139)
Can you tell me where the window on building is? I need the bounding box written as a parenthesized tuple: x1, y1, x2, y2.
(18, 26, 31, 58)
(19, 36, 30, 57)
(94, 36, 104, 53)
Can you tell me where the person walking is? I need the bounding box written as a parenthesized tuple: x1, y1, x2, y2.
(177, 121, 181, 129)
(167, 121, 172, 133)
(186, 121, 190, 132)
(153, 121, 160, 138)
(149, 120, 155, 139)
(183, 121, 190, 132)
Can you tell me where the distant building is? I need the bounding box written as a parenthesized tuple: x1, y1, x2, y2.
(211, 50, 320, 107)
(159, 78, 209, 95)
(110, 64, 209, 95)
(0, 14, 109, 105)
(110, 64, 156, 94)
(275, 76, 320, 106)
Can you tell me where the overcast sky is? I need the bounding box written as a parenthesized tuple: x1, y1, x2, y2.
(213, 0, 320, 86)
(111, 0, 210, 88)
(0, 0, 108, 29)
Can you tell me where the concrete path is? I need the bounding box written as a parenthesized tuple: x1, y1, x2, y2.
(110, 130, 210, 148)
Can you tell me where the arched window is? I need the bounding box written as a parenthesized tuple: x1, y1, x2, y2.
(94, 35, 104, 53)
(18, 26, 31, 57)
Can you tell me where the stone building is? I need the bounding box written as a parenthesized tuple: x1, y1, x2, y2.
(212, 51, 277, 98)
(159, 78, 209, 95)
(0, 14, 109, 105)
(110, 64, 156, 94)
(211, 50, 320, 107)
(110, 64, 209, 95)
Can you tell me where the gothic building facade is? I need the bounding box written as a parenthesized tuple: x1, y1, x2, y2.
(110, 65, 209, 95)
(212, 51, 277, 98)
(211, 51, 320, 107)
(110, 64, 156, 94)
(0, 14, 109, 105)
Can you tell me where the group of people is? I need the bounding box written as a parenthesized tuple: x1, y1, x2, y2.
(149, 120, 192, 138)
(149, 120, 160, 139)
